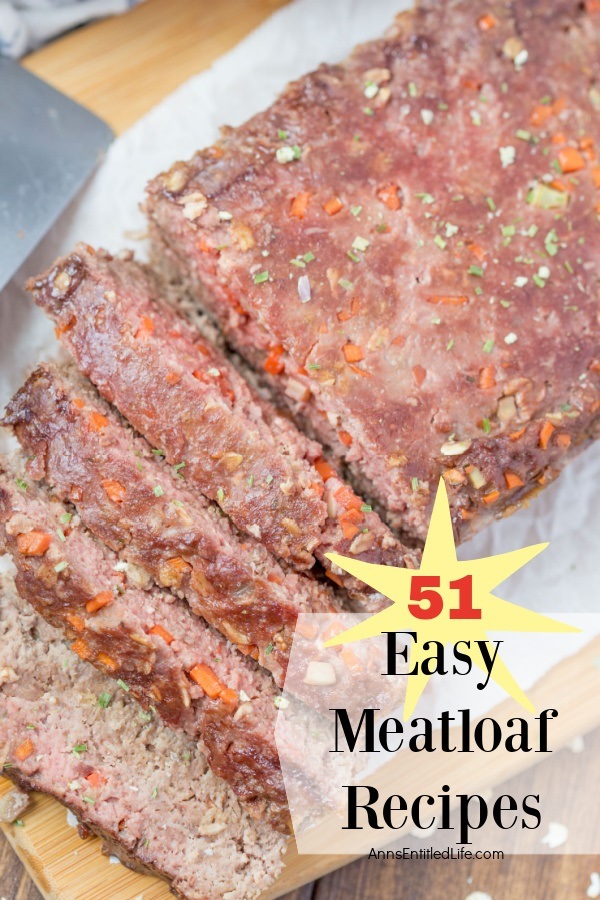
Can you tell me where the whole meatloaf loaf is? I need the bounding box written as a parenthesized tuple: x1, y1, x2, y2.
(0, 573, 286, 899)
(27, 245, 420, 609)
(146, 0, 600, 544)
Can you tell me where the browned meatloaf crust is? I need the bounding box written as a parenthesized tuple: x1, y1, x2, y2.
(27, 245, 420, 608)
(0, 573, 286, 899)
(3, 362, 336, 685)
(0, 460, 294, 829)
(145, 0, 600, 545)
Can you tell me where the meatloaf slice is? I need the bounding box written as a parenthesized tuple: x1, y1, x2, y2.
(0, 573, 286, 899)
(3, 362, 337, 684)
(27, 246, 420, 609)
(0, 459, 293, 829)
(145, 0, 600, 545)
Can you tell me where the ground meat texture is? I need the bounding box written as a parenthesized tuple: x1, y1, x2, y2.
(27, 247, 326, 569)
(3, 362, 338, 683)
(145, 0, 600, 545)
(27, 249, 420, 609)
(0, 460, 294, 829)
(0, 573, 286, 899)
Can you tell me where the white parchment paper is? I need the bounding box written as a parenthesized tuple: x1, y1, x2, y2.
(1, 0, 598, 702)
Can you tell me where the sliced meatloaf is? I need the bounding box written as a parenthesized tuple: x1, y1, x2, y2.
(145, 0, 600, 544)
(3, 362, 336, 683)
(0, 573, 286, 899)
(27, 245, 420, 607)
(0, 459, 295, 829)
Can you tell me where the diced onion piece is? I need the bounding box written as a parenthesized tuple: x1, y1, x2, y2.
(440, 439, 472, 456)
(303, 660, 337, 686)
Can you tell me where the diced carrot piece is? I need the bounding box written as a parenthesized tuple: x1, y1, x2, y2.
(427, 295, 468, 306)
(290, 192, 312, 219)
(509, 427, 527, 441)
(321, 620, 343, 644)
(219, 687, 238, 707)
(549, 178, 571, 193)
(558, 147, 586, 173)
(15, 739, 35, 761)
(504, 472, 524, 489)
(348, 363, 372, 379)
(584, 0, 600, 12)
(102, 479, 126, 503)
(340, 521, 360, 541)
(85, 772, 107, 789)
(135, 316, 155, 339)
(88, 412, 109, 432)
(325, 570, 344, 586)
(468, 243, 486, 261)
(158, 556, 192, 589)
(530, 105, 554, 127)
(391, 335, 406, 347)
(376, 183, 401, 211)
(166, 371, 182, 386)
(16, 531, 52, 557)
(592, 166, 600, 188)
(149, 624, 175, 645)
(412, 365, 427, 387)
(340, 647, 364, 674)
(295, 618, 319, 640)
(478, 365, 496, 390)
(334, 485, 363, 510)
(551, 132, 567, 145)
(337, 309, 353, 322)
(267, 572, 284, 585)
(315, 458, 336, 482)
(71, 639, 92, 661)
(85, 591, 114, 614)
(338, 430, 353, 447)
(539, 421, 556, 449)
(555, 433, 572, 448)
(97, 652, 119, 672)
(72, 398, 85, 409)
(482, 490, 500, 505)
(324, 196, 343, 216)
(478, 12, 497, 30)
(66, 613, 86, 633)
(339, 508, 364, 527)
(189, 663, 224, 699)
(263, 345, 285, 375)
(342, 343, 364, 363)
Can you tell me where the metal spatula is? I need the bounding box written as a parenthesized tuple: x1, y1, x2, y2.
(0, 58, 113, 292)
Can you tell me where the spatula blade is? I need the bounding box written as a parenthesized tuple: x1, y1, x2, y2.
(0, 58, 113, 291)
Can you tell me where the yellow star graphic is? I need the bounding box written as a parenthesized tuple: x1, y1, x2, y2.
(324, 478, 580, 721)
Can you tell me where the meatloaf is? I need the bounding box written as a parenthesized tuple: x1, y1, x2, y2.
(145, 0, 600, 545)
(0, 573, 286, 899)
(3, 362, 336, 684)
(0, 459, 293, 828)
(27, 245, 420, 607)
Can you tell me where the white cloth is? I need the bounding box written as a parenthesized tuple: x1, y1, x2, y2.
(0, 0, 143, 57)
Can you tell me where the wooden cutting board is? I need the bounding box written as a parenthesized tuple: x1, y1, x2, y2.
(2, 1, 599, 896)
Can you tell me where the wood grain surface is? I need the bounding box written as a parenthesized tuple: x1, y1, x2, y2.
(2, 1, 597, 897)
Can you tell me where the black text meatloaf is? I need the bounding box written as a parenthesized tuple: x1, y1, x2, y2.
(0, 573, 286, 899)
(146, 0, 600, 544)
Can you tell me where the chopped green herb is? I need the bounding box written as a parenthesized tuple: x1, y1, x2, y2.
(482, 418, 491, 434)
(60, 512, 73, 525)
(352, 236, 370, 252)
(350, 205, 362, 217)
(303, 251, 315, 263)
(446, 339, 455, 351)
(151, 449, 165, 457)
(217, 487, 225, 504)
(544, 228, 559, 257)
(82, 796, 95, 805)
(117, 679, 130, 692)
(564, 260, 574, 274)
(172, 461, 186, 478)
(411, 477, 419, 492)
(265, 643, 274, 655)
(72, 743, 88, 757)
(434, 235, 447, 250)
(247, 474, 254, 488)
(501, 224, 516, 237)
(98, 692, 112, 709)
(56, 528, 66, 543)
(483, 339, 495, 354)
(515, 129, 531, 141)
(338, 278, 354, 290)
(408, 81, 418, 97)
(139, 710, 152, 723)
(469, 265, 484, 277)
(153, 485, 164, 498)
(363, 106, 374, 116)
(266, 474, 274, 485)
(347, 250, 360, 262)
(307, 363, 321, 370)
(14, 819, 23, 827)
(151, 787, 158, 799)
(376, 222, 388, 233)
(54, 561, 68, 574)
(415, 193, 434, 204)
(486, 197, 496, 212)
(360, 504, 372, 513)
(26, 724, 35, 730)
(290, 258, 306, 268)
(474, 286, 483, 296)
(253, 270, 269, 284)
(277, 129, 287, 140)
(15, 478, 27, 491)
